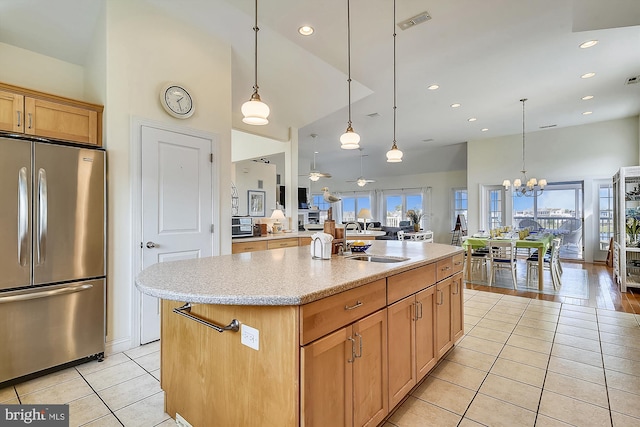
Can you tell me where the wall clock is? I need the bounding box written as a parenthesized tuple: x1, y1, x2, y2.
(160, 83, 195, 119)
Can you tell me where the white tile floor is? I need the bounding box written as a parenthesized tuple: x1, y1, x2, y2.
(2, 289, 640, 426)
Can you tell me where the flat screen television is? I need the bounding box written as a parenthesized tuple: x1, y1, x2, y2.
(298, 187, 308, 209)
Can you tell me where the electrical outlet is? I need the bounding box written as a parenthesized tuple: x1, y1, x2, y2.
(176, 413, 193, 427)
(241, 324, 260, 350)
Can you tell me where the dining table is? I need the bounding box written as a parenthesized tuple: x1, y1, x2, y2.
(461, 233, 554, 290)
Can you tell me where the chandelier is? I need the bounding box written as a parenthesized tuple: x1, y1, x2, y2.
(340, 0, 360, 149)
(503, 98, 546, 197)
(241, 0, 270, 125)
(386, 0, 403, 163)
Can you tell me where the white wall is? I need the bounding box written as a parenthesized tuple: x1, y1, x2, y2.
(101, 0, 233, 352)
(328, 169, 467, 244)
(234, 160, 277, 217)
(0, 42, 85, 98)
(468, 116, 639, 262)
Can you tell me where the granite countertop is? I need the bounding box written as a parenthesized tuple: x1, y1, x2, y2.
(232, 229, 385, 243)
(136, 241, 463, 306)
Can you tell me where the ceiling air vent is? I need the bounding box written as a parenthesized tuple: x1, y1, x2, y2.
(626, 75, 639, 85)
(539, 124, 557, 129)
(366, 112, 380, 118)
(398, 12, 431, 31)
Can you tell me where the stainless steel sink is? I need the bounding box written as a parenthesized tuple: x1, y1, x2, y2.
(347, 255, 410, 263)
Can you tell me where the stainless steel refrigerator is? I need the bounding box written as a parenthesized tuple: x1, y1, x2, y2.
(0, 135, 105, 384)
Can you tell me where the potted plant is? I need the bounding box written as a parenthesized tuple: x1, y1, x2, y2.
(407, 209, 423, 232)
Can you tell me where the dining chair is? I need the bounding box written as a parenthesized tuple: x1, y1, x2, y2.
(526, 237, 562, 289)
(397, 230, 406, 241)
(468, 244, 489, 281)
(419, 230, 434, 243)
(488, 240, 518, 289)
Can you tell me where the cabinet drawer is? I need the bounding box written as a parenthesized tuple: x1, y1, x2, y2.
(436, 257, 453, 282)
(267, 238, 298, 249)
(298, 237, 312, 246)
(387, 264, 436, 304)
(300, 279, 386, 345)
(452, 253, 464, 274)
(232, 241, 267, 254)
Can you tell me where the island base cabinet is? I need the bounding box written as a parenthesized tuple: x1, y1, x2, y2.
(387, 286, 436, 409)
(160, 300, 300, 427)
(452, 272, 464, 342)
(435, 278, 453, 359)
(301, 309, 388, 427)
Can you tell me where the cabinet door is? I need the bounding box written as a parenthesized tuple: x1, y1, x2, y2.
(0, 90, 24, 132)
(451, 272, 464, 342)
(301, 326, 353, 427)
(24, 97, 98, 145)
(387, 296, 415, 408)
(415, 285, 436, 380)
(435, 278, 453, 359)
(352, 310, 388, 427)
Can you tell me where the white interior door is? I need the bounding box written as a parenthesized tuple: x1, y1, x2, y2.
(141, 126, 213, 344)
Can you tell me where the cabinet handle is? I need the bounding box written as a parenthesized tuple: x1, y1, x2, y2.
(344, 300, 363, 310)
(347, 337, 356, 363)
(454, 261, 463, 266)
(453, 280, 459, 295)
(441, 265, 451, 271)
(354, 332, 363, 359)
(16, 110, 21, 127)
(436, 289, 443, 305)
(416, 301, 423, 319)
(28, 113, 33, 129)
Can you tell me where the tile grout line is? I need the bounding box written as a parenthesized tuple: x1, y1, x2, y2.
(75, 365, 125, 427)
(596, 307, 615, 427)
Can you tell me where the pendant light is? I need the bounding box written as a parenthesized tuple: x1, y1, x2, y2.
(502, 98, 547, 197)
(241, 0, 270, 125)
(386, 0, 403, 163)
(340, 0, 360, 149)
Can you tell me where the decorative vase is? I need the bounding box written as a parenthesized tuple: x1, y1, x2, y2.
(414, 223, 420, 232)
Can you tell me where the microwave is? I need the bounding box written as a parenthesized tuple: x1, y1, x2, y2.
(232, 217, 254, 238)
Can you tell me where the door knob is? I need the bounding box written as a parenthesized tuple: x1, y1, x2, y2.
(146, 241, 157, 249)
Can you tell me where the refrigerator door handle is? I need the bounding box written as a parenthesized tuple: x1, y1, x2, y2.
(36, 168, 47, 265)
(0, 283, 93, 304)
(17, 167, 28, 266)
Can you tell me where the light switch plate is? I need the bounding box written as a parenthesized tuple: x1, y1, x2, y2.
(241, 324, 260, 350)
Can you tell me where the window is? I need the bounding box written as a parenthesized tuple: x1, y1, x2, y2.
(310, 193, 330, 223)
(452, 188, 467, 228)
(599, 183, 613, 251)
(382, 190, 426, 229)
(341, 194, 371, 222)
(486, 187, 504, 230)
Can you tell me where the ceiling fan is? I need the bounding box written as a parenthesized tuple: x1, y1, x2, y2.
(307, 134, 331, 181)
(347, 151, 375, 187)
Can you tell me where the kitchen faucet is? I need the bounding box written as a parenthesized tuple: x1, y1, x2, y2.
(344, 221, 362, 233)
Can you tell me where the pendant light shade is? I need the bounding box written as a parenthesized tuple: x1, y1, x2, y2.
(242, 0, 269, 126)
(341, 0, 360, 150)
(386, 0, 403, 163)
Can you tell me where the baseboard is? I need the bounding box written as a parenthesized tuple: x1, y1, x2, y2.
(105, 336, 133, 355)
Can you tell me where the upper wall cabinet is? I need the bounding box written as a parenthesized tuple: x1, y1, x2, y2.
(0, 83, 103, 146)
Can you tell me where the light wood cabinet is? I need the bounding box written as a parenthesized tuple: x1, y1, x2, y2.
(451, 272, 464, 342)
(0, 90, 24, 132)
(267, 237, 299, 249)
(0, 83, 102, 146)
(435, 277, 453, 359)
(231, 240, 268, 254)
(299, 237, 312, 246)
(387, 267, 437, 408)
(301, 309, 388, 427)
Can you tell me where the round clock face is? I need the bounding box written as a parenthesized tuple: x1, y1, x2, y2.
(160, 84, 194, 119)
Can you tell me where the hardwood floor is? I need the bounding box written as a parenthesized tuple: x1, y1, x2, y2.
(464, 261, 640, 314)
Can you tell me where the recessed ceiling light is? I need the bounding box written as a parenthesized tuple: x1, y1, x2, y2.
(579, 40, 598, 49)
(468, 117, 477, 122)
(298, 26, 314, 36)
(582, 95, 594, 100)
(581, 72, 596, 79)
(450, 103, 461, 108)
(481, 128, 488, 132)
(583, 111, 593, 115)
(427, 84, 439, 90)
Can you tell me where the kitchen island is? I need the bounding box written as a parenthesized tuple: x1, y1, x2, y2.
(136, 241, 464, 427)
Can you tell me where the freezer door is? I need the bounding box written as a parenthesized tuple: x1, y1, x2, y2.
(0, 137, 31, 290)
(33, 143, 105, 285)
(0, 279, 105, 383)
